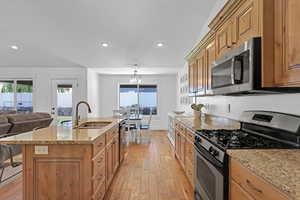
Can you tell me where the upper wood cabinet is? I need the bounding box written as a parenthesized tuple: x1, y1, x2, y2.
(196, 49, 206, 95)
(233, 0, 260, 45)
(216, 19, 234, 57)
(205, 38, 216, 95)
(187, 0, 300, 95)
(188, 60, 198, 93)
(274, 0, 300, 86)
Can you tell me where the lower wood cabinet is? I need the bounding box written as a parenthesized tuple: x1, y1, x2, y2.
(229, 158, 289, 200)
(174, 122, 195, 188)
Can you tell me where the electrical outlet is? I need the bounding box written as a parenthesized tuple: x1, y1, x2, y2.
(35, 146, 48, 155)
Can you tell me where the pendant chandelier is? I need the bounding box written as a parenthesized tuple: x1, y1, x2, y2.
(130, 69, 142, 84)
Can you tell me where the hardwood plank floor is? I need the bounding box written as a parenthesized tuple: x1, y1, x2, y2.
(0, 131, 194, 200)
(105, 131, 194, 200)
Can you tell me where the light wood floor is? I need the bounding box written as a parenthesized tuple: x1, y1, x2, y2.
(0, 131, 194, 200)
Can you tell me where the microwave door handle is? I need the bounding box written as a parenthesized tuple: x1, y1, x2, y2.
(232, 56, 243, 84)
(231, 58, 235, 85)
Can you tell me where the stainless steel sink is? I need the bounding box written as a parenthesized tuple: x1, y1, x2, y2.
(76, 121, 112, 129)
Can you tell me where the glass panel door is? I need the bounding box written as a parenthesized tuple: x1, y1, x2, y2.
(0, 81, 15, 113)
(51, 80, 77, 126)
(16, 80, 33, 113)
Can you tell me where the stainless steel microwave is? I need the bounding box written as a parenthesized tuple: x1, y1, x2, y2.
(211, 37, 262, 95)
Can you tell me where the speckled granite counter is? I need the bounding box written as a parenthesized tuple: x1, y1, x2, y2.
(176, 114, 240, 131)
(227, 149, 300, 200)
(0, 117, 123, 144)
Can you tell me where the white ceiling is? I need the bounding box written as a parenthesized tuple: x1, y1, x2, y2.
(0, 0, 216, 74)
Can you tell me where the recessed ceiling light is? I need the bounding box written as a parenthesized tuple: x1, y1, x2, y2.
(100, 42, 109, 47)
(10, 45, 19, 50)
(156, 42, 164, 47)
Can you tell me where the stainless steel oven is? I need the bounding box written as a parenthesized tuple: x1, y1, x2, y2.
(194, 136, 228, 200)
(211, 37, 261, 95)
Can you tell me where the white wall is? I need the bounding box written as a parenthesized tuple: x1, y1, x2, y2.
(0, 67, 88, 118)
(98, 74, 177, 130)
(87, 68, 101, 117)
(177, 0, 300, 120)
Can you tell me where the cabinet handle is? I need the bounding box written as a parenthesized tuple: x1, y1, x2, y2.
(246, 179, 263, 194)
(97, 158, 103, 163)
(97, 142, 103, 147)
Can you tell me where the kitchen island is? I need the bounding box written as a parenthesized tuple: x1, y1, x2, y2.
(0, 117, 124, 200)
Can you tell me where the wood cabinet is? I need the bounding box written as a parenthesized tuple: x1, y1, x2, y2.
(174, 122, 195, 188)
(106, 141, 114, 188)
(196, 49, 206, 95)
(274, 0, 300, 86)
(205, 38, 216, 95)
(23, 144, 92, 200)
(188, 59, 198, 93)
(229, 158, 289, 200)
(113, 135, 120, 173)
(187, 0, 300, 93)
(233, 0, 260, 45)
(216, 19, 234, 57)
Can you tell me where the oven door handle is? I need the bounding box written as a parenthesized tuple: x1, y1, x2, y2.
(195, 144, 224, 171)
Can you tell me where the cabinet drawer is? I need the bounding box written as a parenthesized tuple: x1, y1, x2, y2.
(93, 181, 105, 200)
(93, 164, 105, 192)
(230, 159, 288, 200)
(93, 149, 106, 173)
(93, 134, 106, 156)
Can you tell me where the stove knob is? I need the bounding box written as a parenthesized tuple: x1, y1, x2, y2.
(209, 146, 214, 153)
(195, 136, 202, 143)
(212, 150, 219, 157)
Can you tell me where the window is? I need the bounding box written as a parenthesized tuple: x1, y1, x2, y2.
(119, 84, 157, 115)
(0, 80, 33, 114)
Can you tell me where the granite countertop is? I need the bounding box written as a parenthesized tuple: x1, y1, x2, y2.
(0, 117, 123, 145)
(227, 149, 300, 200)
(176, 114, 240, 131)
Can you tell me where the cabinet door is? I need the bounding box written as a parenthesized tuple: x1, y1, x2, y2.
(233, 0, 260, 45)
(180, 135, 186, 167)
(205, 39, 216, 95)
(188, 62, 194, 93)
(114, 136, 119, 172)
(275, 0, 300, 86)
(230, 180, 255, 200)
(216, 19, 234, 57)
(196, 49, 206, 95)
(106, 143, 113, 187)
(175, 131, 181, 158)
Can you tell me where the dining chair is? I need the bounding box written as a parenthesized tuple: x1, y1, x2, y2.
(140, 109, 153, 130)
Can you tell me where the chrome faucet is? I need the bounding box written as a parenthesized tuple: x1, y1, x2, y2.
(75, 101, 92, 127)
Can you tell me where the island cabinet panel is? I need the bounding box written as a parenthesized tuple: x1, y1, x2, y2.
(113, 135, 120, 173)
(233, 0, 260, 45)
(229, 158, 289, 200)
(106, 141, 114, 189)
(22, 144, 92, 200)
(274, 0, 300, 86)
(230, 179, 254, 200)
